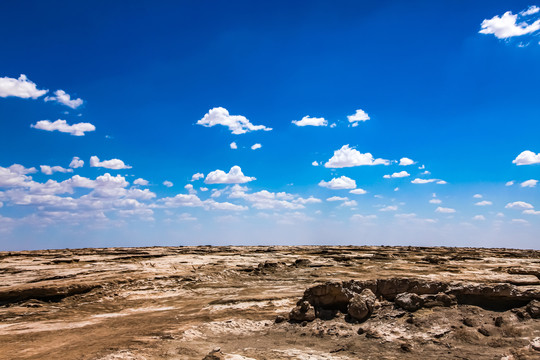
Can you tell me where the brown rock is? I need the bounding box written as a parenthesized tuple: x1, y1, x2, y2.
(289, 301, 316, 322)
(348, 289, 376, 322)
(526, 300, 540, 318)
(395, 292, 424, 312)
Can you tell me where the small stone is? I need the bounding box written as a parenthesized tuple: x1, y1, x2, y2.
(400, 343, 413, 352)
(274, 315, 286, 324)
(531, 337, 540, 352)
(357, 327, 365, 335)
(289, 301, 316, 322)
(395, 292, 424, 312)
(365, 329, 381, 339)
(478, 327, 490, 337)
(462, 318, 475, 327)
(494, 316, 504, 327)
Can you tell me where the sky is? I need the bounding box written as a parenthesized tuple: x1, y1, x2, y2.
(0, 1, 539, 250)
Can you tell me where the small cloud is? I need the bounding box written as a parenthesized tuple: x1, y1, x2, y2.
(429, 199, 442, 204)
(347, 109, 370, 125)
(383, 171, 410, 179)
(31, 119, 95, 136)
(473, 194, 483, 198)
(473, 215, 486, 221)
(327, 196, 349, 202)
(69, 157, 84, 169)
(134, 178, 149, 186)
(312, 161, 319, 166)
(505, 181, 515, 186)
(163, 180, 174, 187)
(349, 188, 367, 195)
(475, 200, 493, 206)
(191, 173, 204, 181)
(90, 156, 131, 170)
(505, 201, 533, 210)
(394, 187, 399, 192)
(520, 179, 538, 188)
(230, 142, 238, 149)
(399, 157, 415, 166)
(325, 145, 390, 168)
(319, 176, 356, 190)
(205, 166, 255, 184)
(197, 107, 271, 135)
(40, 165, 73, 175)
(44, 90, 83, 109)
(479, 9, 540, 39)
(435, 207, 455, 214)
(521, 5, 540, 16)
(292, 116, 327, 127)
(251, 143, 262, 150)
(379, 205, 398, 212)
(523, 209, 540, 215)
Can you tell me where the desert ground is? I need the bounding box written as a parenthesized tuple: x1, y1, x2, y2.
(1, 245, 540, 360)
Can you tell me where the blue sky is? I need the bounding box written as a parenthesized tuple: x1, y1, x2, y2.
(0, 1, 539, 250)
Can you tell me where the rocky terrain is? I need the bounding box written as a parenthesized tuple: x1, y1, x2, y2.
(1, 245, 540, 360)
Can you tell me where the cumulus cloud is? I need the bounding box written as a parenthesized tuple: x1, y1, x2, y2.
(521, 5, 540, 16)
(0, 74, 48, 99)
(473, 215, 486, 221)
(350, 214, 377, 222)
(521, 179, 538, 188)
(349, 188, 367, 195)
(505, 201, 534, 210)
(197, 107, 271, 135)
(163, 180, 173, 187)
(134, 178, 149, 186)
(324, 145, 390, 168)
(40, 165, 73, 175)
(8, 164, 37, 175)
(523, 209, 540, 215)
(513, 151, 540, 165)
(191, 173, 204, 181)
(184, 184, 197, 195)
(383, 171, 410, 179)
(347, 109, 370, 127)
(399, 157, 415, 166)
(479, 9, 540, 39)
(204, 166, 255, 184)
(312, 161, 319, 166)
(435, 207, 456, 214)
(379, 205, 398, 212)
(230, 142, 238, 149)
(44, 90, 83, 109)
(90, 156, 132, 170)
(327, 196, 349, 202)
(229, 185, 320, 210)
(69, 157, 84, 169)
(411, 178, 446, 184)
(506, 181, 515, 186)
(292, 116, 327, 127)
(475, 200, 493, 206)
(318, 176, 356, 190)
(31, 119, 95, 136)
(251, 143, 262, 150)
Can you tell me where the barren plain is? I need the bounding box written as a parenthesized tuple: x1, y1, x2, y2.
(1, 246, 540, 360)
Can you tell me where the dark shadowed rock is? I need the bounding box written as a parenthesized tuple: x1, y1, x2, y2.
(289, 300, 316, 322)
(526, 300, 540, 318)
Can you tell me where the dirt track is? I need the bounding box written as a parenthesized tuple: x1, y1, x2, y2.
(1, 246, 540, 359)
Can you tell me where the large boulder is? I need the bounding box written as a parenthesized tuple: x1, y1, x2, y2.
(348, 288, 376, 322)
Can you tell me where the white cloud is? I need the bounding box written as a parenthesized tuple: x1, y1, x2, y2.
(505, 201, 534, 210)
(394, 187, 399, 192)
(69, 157, 84, 169)
(479, 10, 540, 39)
(31, 119, 95, 136)
(506, 181, 515, 186)
(411, 178, 437, 184)
(197, 107, 271, 135)
(134, 178, 149, 186)
(513, 150, 540, 165)
(251, 143, 262, 150)
(318, 176, 356, 190)
(191, 173, 204, 181)
(379, 205, 398, 212)
(228, 184, 319, 210)
(473, 215, 486, 221)
(349, 188, 367, 195)
(90, 156, 132, 170)
(473, 194, 482, 198)
(435, 207, 455, 213)
(200, 187, 208, 191)
(163, 180, 173, 187)
(523, 209, 540, 215)
(292, 116, 327, 127)
(324, 145, 390, 168)
(422, 170, 431, 175)
(383, 171, 410, 179)
(429, 199, 442, 204)
(521, 179, 538, 188)
(40, 165, 73, 175)
(327, 196, 349, 202)
(312, 161, 319, 166)
(521, 6, 540, 16)
(230, 142, 238, 149)
(475, 200, 493, 206)
(347, 109, 370, 126)
(8, 164, 37, 175)
(512, 219, 529, 225)
(436, 180, 447, 185)
(399, 157, 415, 166)
(350, 214, 377, 221)
(341, 200, 357, 207)
(0, 74, 48, 99)
(178, 213, 197, 221)
(184, 184, 197, 195)
(205, 166, 255, 184)
(44, 90, 83, 109)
